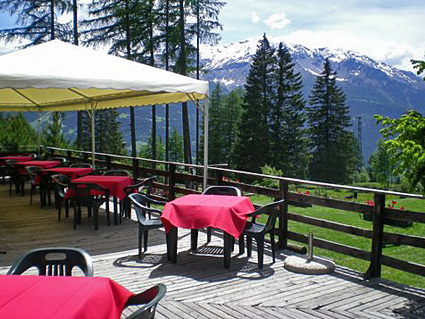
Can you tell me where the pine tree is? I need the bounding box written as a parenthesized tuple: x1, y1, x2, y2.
(95, 109, 127, 155)
(0, 114, 37, 151)
(0, 0, 73, 45)
(168, 127, 184, 162)
(208, 83, 225, 164)
(307, 59, 353, 183)
(222, 88, 243, 164)
(233, 35, 274, 174)
(269, 43, 308, 178)
(42, 112, 69, 148)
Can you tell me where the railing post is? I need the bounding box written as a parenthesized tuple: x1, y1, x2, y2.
(215, 170, 223, 186)
(105, 155, 111, 170)
(168, 163, 176, 201)
(67, 150, 72, 162)
(82, 152, 88, 162)
(365, 193, 385, 279)
(278, 180, 289, 249)
(132, 158, 139, 179)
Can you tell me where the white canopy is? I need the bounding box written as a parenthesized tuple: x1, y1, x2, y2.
(0, 40, 210, 188)
(0, 39, 209, 112)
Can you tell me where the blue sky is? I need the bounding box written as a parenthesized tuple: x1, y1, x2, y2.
(0, 0, 424, 71)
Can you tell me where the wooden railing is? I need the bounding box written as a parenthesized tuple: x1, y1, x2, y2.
(45, 146, 425, 279)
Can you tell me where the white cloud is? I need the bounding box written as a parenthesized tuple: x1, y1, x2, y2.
(251, 11, 260, 24)
(264, 12, 291, 30)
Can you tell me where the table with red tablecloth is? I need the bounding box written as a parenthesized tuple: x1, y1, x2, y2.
(0, 156, 33, 164)
(161, 194, 255, 268)
(43, 167, 93, 179)
(0, 275, 134, 319)
(68, 175, 133, 225)
(15, 160, 61, 169)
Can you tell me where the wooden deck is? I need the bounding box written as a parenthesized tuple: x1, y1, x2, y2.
(1, 183, 424, 319)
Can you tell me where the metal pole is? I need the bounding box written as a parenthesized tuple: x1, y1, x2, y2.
(203, 97, 209, 190)
(308, 233, 313, 261)
(90, 103, 96, 169)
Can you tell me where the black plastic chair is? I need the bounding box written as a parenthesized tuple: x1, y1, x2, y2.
(6, 247, 94, 276)
(47, 157, 67, 166)
(239, 199, 284, 269)
(51, 174, 71, 222)
(25, 166, 42, 204)
(103, 169, 131, 176)
(123, 176, 156, 219)
(68, 182, 110, 231)
(128, 193, 166, 258)
(125, 283, 167, 319)
(202, 186, 242, 242)
(6, 159, 25, 195)
(36, 170, 56, 207)
(69, 162, 92, 168)
(85, 168, 105, 175)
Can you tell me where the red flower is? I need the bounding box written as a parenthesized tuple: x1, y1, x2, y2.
(400, 206, 405, 210)
(391, 201, 397, 205)
(304, 191, 311, 195)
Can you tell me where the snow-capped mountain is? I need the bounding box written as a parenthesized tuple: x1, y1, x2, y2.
(200, 39, 425, 162)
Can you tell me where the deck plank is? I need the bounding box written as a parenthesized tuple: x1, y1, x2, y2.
(0, 184, 424, 319)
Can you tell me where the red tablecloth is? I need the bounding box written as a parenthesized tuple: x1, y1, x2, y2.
(43, 167, 93, 179)
(0, 275, 134, 319)
(69, 175, 133, 200)
(15, 160, 61, 169)
(0, 156, 33, 163)
(161, 194, 255, 238)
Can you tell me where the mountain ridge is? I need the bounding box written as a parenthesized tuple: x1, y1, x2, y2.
(200, 38, 425, 162)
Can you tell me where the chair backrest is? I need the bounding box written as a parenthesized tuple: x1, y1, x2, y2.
(6, 247, 94, 276)
(253, 199, 285, 232)
(25, 166, 42, 183)
(126, 284, 167, 319)
(51, 174, 71, 198)
(124, 176, 156, 196)
(47, 157, 67, 165)
(104, 169, 131, 176)
(69, 162, 92, 168)
(203, 186, 242, 196)
(87, 168, 105, 175)
(128, 193, 165, 223)
(68, 182, 109, 206)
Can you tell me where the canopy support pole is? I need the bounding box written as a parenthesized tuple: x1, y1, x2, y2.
(88, 102, 97, 169)
(203, 97, 209, 190)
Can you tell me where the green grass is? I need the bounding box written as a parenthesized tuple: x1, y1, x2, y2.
(250, 190, 425, 289)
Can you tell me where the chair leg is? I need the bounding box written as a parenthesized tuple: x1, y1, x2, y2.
(257, 238, 264, 270)
(247, 236, 252, 257)
(238, 235, 245, 255)
(58, 202, 61, 222)
(93, 209, 99, 231)
(207, 227, 212, 242)
(143, 230, 149, 252)
(270, 230, 276, 264)
(138, 226, 143, 258)
(65, 200, 69, 218)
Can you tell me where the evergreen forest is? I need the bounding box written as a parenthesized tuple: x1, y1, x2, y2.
(0, 1, 424, 193)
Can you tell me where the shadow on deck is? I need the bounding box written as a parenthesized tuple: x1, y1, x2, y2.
(1, 184, 424, 318)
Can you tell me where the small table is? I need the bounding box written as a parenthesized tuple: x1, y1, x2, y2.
(15, 160, 61, 169)
(43, 167, 93, 179)
(0, 275, 134, 319)
(0, 156, 33, 164)
(161, 194, 255, 268)
(69, 175, 133, 225)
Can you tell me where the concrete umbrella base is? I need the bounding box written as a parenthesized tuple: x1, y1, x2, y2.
(284, 256, 336, 274)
